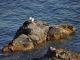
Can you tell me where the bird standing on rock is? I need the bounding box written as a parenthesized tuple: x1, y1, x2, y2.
(29, 17, 34, 22)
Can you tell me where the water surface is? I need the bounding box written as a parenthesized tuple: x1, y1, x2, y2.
(0, 0, 80, 60)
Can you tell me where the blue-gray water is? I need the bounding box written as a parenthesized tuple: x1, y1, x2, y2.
(0, 0, 80, 60)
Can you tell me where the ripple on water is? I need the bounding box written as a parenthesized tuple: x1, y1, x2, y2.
(0, 0, 80, 60)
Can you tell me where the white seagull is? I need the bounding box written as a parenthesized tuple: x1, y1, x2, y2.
(29, 17, 34, 22)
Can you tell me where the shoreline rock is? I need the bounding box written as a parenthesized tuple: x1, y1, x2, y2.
(2, 20, 76, 52)
(31, 46, 80, 60)
(47, 25, 76, 40)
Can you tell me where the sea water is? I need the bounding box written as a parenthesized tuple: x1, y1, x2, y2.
(0, 0, 80, 60)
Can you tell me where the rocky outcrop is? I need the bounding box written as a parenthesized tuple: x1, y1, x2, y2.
(2, 20, 50, 52)
(47, 25, 76, 40)
(2, 20, 76, 52)
(31, 46, 80, 60)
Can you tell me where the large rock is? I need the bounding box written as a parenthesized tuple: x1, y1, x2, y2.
(31, 46, 80, 60)
(2, 20, 50, 52)
(2, 20, 76, 52)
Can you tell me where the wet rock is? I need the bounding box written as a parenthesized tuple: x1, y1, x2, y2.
(31, 47, 80, 60)
(2, 20, 76, 52)
(47, 25, 76, 40)
(2, 44, 34, 52)
(2, 34, 34, 52)
(2, 20, 50, 52)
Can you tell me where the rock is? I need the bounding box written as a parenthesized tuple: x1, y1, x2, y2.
(31, 46, 80, 60)
(2, 20, 76, 52)
(47, 25, 76, 40)
(2, 20, 50, 52)
(2, 34, 34, 52)
(2, 44, 34, 52)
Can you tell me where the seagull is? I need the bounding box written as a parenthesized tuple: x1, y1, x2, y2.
(29, 17, 34, 22)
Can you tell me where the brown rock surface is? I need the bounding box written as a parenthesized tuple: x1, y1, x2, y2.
(2, 20, 50, 52)
(2, 20, 76, 52)
(47, 25, 76, 40)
